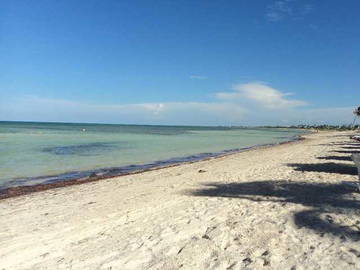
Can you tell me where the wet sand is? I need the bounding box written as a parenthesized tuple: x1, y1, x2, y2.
(1, 131, 359, 269)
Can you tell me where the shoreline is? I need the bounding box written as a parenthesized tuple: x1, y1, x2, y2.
(0, 134, 306, 200)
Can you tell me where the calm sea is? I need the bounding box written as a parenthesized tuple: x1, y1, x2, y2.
(0, 121, 305, 189)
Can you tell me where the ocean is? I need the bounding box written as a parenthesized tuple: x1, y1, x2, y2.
(0, 121, 305, 189)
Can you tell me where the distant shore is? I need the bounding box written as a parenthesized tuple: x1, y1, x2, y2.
(1, 130, 359, 269)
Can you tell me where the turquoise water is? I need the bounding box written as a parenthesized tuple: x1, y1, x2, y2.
(0, 121, 305, 188)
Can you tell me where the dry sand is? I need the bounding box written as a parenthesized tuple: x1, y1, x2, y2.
(1, 131, 360, 270)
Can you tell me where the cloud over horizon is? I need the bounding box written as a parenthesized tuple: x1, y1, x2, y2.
(0, 95, 247, 126)
(0, 82, 356, 126)
(216, 82, 307, 109)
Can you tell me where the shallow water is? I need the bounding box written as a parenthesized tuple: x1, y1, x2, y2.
(0, 121, 305, 188)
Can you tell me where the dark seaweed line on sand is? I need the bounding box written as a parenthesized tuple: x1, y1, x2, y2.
(0, 135, 305, 200)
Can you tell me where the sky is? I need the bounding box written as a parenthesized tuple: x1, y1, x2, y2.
(1, 0, 360, 126)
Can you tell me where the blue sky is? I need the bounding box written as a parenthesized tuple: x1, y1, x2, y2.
(1, 0, 359, 125)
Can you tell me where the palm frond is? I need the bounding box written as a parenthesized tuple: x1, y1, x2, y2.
(354, 106, 360, 116)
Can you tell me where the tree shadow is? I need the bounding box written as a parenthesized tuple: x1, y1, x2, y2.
(332, 150, 360, 154)
(288, 162, 358, 175)
(339, 143, 360, 146)
(190, 181, 360, 240)
(317, 156, 353, 162)
(342, 146, 360, 149)
(319, 141, 360, 147)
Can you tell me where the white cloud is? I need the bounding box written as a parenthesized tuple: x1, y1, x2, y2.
(266, 0, 314, 22)
(0, 95, 247, 126)
(216, 82, 307, 109)
(0, 83, 356, 126)
(266, 0, 293, 22)
(190, 75, 208, 80)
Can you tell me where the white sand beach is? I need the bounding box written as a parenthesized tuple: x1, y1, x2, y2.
(1, 131, 360, 270)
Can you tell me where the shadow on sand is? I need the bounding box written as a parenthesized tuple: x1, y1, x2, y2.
(332, 150, 360, 154)
(319, 143, 360, 147)
(190, 181, 360, 240)
(317, 156, 353, 162)
(287, 162, 358, 175)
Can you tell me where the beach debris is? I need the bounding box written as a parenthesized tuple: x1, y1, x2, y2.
(40, 252, 50, 258)
(202, 234, 210, 240)
(226, 262, 237, 269)
(89, 172, 98, 178)
(325, 214, 334, 224)
(242, 257, 252, 265)
(350, 135, 360, 142)
(198, 169, 206, 173)
(177, 246, 186, 254)
(348, 248, 360, 258)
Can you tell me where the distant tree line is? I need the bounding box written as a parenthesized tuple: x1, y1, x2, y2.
(259, 107, 360, 131)
(264, 124, 360, 130)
